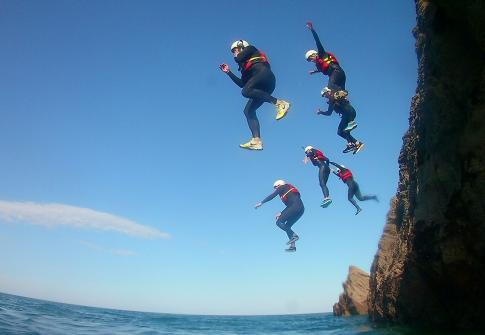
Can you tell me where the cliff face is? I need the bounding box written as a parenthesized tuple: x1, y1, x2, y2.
(333, 266, 369, 316)
(369, 0, 485, 329)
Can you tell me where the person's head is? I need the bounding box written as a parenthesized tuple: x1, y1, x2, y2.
(273, 179, 286, 189)
(304, 146, 314, 154)
(305, 49, 318, 62)
(231, 40, 249, 57)
(321, 87, 332, 99)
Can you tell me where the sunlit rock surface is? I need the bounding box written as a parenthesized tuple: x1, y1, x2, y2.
(369, 0, 485, 329)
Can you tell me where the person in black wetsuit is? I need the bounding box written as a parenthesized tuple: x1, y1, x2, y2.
(305, 21, 346, 93)
(255, 180, 304, 252)
(318, 87, 364, 154)
(303, 146, 332, 207)
(220, 40, 291, 151)
(330, 162, 378, 215)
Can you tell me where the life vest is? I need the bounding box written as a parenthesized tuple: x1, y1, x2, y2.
(338, 169, 353, 182)
(243, 51, 269, 71)
(279, 184, 300, 204)
(308, 149, 328, 166)
(315, 52, 339, 74)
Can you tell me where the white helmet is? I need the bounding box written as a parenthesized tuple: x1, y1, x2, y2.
(273, 179, 286, 188)
(304, 146, 314, 153)
(305, 49, 318, 60)
(321, 86, 332, 96)
(231, 40, 249, 52)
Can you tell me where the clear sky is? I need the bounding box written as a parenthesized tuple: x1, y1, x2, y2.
(0, 0, 417, 315)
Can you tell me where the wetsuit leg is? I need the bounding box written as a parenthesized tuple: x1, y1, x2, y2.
(327, 67, 346, 91)
(276, 204, 304, 239)
(353, 182, 378, 201)
(346, 179, 361, 211)
(241, 65, 277, 104)
(243, 98, 264, 138)
(318, 164, 330, 198)
(337, 114, 357, 144)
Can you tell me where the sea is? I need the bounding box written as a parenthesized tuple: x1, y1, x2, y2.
(0, 292, 464, 335)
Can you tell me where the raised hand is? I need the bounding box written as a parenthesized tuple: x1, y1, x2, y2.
(219, 63, 230, 73)
(306, 21, 314, 30)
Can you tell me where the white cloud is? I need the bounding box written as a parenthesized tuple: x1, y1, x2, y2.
(0, 201, 170, 239)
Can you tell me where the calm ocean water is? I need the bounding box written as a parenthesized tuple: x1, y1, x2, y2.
(0, 292, 450, 335)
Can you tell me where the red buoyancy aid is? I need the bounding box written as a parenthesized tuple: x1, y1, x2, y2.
(309, 149, 327, 165)
(279, 184, 300, 204)
(315, 52, 339, 74)
(243, 51, 269, 71)
(338, 169, 353, 182)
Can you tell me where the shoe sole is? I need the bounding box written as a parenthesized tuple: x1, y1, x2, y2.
(353, 143, 365, 154)
(320, 201, 332, 208)
(239, 144, 263, 150)
(239, 146, 263, 150)
(285, 248, 296, 252)
(276, 103, 291, 121)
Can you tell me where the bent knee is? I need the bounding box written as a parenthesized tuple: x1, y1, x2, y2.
(241, 86, 252, 98)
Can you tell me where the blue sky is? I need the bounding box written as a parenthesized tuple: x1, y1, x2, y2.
(0, 0, 416, 315)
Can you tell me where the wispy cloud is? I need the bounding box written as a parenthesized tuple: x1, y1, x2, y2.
(80, 240, 137, 256)
(0, 201, 170, 239)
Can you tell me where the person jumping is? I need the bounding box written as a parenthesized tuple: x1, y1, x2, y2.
(330, 162, 378, 215)
(305, 21, 346, 95)
(220, 40, 291, 151)
(318, 87, 364, 154)
(303, 146, 332, 207)
(255, 180, 304, 252)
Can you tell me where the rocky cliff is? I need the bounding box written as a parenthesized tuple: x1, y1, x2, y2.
(369, 0, 485, 329)
(333, 266, 369, 316)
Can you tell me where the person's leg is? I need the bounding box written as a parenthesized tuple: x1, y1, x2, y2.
(346, 180, 362, 213)
(279, 205, 304, 249)
(276, 207, 295, 240)
(318, 165, 330, 198)
(328, 67, 346, 91)
(276, 205, 303, 240)
(241, 68, 276, 103)
(354, 182, 378, 202)
(243, 99, 264, 138)
(338, 115, 356, 143)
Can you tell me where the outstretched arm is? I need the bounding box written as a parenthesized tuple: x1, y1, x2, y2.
(220, 63, 244, 88)
(227, 71, 244, 87)
(330, 161, 345, 170)
(255, 189, 280, 209)
(331, 168, 340, 177)
(306, 21, 326, 56)
(317, 102, 334, 116)
(261, 189, 280, 204)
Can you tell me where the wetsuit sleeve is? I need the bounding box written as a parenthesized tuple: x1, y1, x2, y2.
(235, 45, 258, 64)
(330, 162, 345, 170)
(319, 102, 333, 116)
(310, 29, 326, 57)
(226, 70, 244, 88)
(261, 189, 280, 204)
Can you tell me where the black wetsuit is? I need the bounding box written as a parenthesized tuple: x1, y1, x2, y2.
(330, 162, 377, 211)
(261, 184, 304, 239)
(306, 148, 330, 198)
(310, 29, 346, 91)
(319, 98, 357, 144)
(226, 46, 277, 138)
